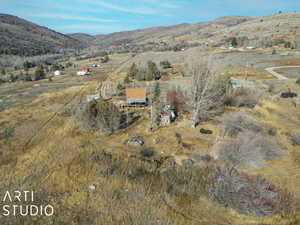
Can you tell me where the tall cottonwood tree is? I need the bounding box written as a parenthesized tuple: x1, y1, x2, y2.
(188, 58, 228, 128)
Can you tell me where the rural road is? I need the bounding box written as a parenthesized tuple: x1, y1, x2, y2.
(265, 65, 300, 80)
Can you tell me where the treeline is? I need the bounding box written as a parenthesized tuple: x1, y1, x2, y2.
(0, 60, 74, 83)
(106, 41, 200, 54)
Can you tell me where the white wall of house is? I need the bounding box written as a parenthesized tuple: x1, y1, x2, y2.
(77, 71, 87, 76)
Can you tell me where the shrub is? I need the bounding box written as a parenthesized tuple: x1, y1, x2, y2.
(116, 83, 125, 96)
(222, 114, 261, 137)
(101, 55, 109, 63)
(290, 131, 300, 145)
(218, 132, 284, 169)
(208, 165, 293, 217)
(9, 73, 18, 82)
(139, 148, 155, 159)
(0, 68, 5, 75)
(224, 88, 259, 108)
(284, 41, 292, 49)
(65, 62, 73, 68)
(172, 46, 181, 52)
(50, 64, 64, 71)
(167, 88, 188, 113)
(23, 61, 36, 70)
(160, 61, 172, 69)
(230, 37, 238, 47)
(0, 127, 14, 140)
(296, 78, 300, 85)
(268, 84, 275, 92)
(267, 126, 277, 136)
(75, 100, 121, 134)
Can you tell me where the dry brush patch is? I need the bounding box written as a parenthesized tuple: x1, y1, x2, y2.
(290, 131, 300, 146)
(218, 131, 284, 169)
(222, 113, 262, 137)
(208, 165, 294, 218)
(224, 87, 260, 108)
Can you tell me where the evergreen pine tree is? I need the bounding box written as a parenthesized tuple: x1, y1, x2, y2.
(152, 82, 161, 103)
(128, 63, 138, 79)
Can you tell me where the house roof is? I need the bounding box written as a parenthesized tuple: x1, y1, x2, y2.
(126, 88, 147, 100)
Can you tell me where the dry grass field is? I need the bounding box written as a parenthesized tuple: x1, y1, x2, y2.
(1, 51, 300, 225)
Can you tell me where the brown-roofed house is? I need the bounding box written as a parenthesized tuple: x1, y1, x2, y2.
(126, 88, 147, 104)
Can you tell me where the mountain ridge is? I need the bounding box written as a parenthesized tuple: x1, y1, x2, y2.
(1, 13, 300, 56)
(0, 13, 87, 56)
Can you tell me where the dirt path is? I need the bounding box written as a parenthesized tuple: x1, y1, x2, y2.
(265, 65, 300, 80)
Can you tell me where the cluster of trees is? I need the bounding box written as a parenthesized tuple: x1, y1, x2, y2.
(104, 40, 200, 54)
(125, 61, 163, 83)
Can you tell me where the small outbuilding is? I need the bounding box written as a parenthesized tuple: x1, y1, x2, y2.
(125, 88, 147, 105)
(77, 67, 91, 76)
(231, 80, 241, 89)
(160, 105, 176, 125)
(54, 70, 62, 76)
(86, 94, 101, 102)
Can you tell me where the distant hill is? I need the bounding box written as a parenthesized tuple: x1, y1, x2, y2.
(89, 13, 300, 52)
(90, 16, 256, 49)
(1, 13, 300, 57)
(67, 33, 96, 45)
(0, 14, 87, 56)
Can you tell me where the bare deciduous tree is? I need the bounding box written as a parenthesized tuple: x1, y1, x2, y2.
(187, 57, 228, 128)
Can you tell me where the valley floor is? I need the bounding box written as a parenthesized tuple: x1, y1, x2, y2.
(1, 49, 300, 225)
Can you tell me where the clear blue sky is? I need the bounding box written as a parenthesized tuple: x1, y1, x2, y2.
(1, 0, 299, 34)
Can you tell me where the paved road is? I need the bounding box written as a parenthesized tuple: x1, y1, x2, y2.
(265, 66, 300, 80)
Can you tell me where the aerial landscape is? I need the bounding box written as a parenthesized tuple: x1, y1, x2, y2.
(1, 0, 300, 224)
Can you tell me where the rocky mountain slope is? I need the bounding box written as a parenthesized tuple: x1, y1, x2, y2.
(0, 14, 87, 56)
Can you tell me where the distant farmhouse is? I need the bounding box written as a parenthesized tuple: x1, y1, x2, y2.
(77, 67, 91, 76)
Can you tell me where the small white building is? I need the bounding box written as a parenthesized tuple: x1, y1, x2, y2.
(54, 70, 62, 76)
(77, 71, 88, 76)
(86, 94, 101, 102)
